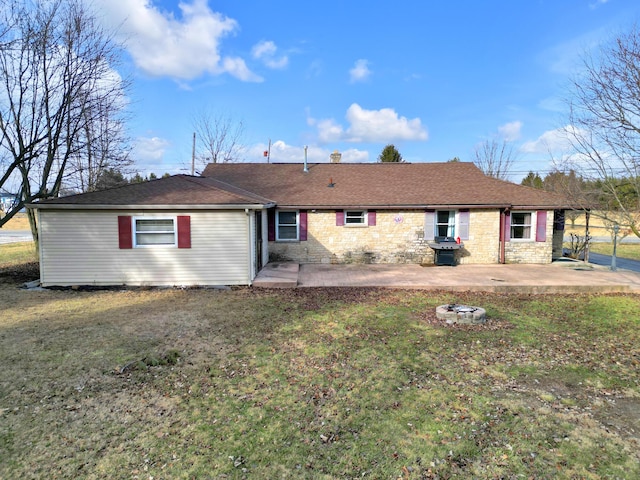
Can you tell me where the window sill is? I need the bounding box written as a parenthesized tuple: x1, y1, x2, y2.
(134, 244, 177, 248)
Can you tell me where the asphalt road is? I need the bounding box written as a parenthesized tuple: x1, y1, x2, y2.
(0, 230, 33, 244)
(587, 252, 640, 272)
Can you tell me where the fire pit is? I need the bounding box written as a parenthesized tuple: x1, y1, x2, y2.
(435, 304, 486, 325)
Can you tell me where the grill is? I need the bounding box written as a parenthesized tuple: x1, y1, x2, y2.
(428, 236, 463, 266)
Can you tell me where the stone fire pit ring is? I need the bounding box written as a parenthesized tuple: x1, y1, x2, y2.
(435, 304, 487, 325)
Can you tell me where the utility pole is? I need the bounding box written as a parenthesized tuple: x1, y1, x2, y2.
(191, 132, 196, 176)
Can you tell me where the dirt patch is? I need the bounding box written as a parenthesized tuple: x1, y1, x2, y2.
(594, 396, 640, 440)
(0, 261, 39, 284)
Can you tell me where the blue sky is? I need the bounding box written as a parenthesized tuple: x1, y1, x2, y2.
(94, 0, 640, 181)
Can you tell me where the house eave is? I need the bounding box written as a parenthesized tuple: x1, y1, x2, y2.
(277, 204, 515, 210)
(277, 203, 568, 210)
(27, 202, 276, 210)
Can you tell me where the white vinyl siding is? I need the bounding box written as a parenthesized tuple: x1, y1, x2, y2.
(38, 210, 252, 286)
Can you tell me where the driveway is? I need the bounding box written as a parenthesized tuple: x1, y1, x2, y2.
(587, 252, 640, 273)
(0, 230, 32, 244)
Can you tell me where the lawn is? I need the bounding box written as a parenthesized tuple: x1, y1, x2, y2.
(1, 253, 639, 478)
(588, 242, 640, 261)
(1, 212, 30, 230)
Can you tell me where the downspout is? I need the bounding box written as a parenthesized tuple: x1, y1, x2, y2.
(245, 208, 254, 285)
(499, 208, 507, 264)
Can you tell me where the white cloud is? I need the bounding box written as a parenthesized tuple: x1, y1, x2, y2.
(133, 136, 170, 161)
(95, 0, 262, 81)
(538, 96, 565, 113)
(498, 121, 523, 141)
(245, 142, 369, 163)
(252, 40, 289, 69)
(349, 59, 372, 83)
(340, 148, 370, 163)
(520, 127, 573, 154)
(316, 119, 345, 143)
(345, 104, 428, 142)
(313, 104, 428, 143)
(589, 0, 610, 10)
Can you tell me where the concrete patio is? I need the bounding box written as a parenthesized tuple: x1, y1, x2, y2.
(252, 259, 640, 293)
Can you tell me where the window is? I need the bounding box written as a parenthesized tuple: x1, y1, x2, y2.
(134, 218, 176, 246)
(344, 210, 367, 226)
(425, 210, 470, 241)
(276, 211, 298, 241)
(510, 212, 532, 240)
(436, 210, 455, 237)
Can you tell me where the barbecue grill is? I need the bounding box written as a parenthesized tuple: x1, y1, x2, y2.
(428, 236, 463, 266)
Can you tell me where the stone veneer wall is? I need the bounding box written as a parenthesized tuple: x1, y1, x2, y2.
(269, 209, 509, 265)
(504, 210, 554, 264)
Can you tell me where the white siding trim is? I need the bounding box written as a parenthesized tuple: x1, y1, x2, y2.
(39, 210, 252, 286)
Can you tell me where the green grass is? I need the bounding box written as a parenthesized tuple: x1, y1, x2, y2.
(588, 242, 640, 260)
(0, 241, 37, 267)
(1, 263, 639, 478)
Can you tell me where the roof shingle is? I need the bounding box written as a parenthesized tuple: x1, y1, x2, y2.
(202, 162, 570, 209)
(33, 175, 274, 208)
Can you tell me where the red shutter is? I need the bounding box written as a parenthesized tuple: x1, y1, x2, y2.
(267, 210, 275, 241)
(368, 211, 376, 226)
(536, 211, 547, 242)
(118, 216, 132, 249)
(504, 211, 511, 242)
(177, 216, 191, 248)
(336, 211, 344, 226)
(299, 210, 308, 241)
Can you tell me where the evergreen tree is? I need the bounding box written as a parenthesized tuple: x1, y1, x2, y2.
(521, 171, 543, 189)
(378, 144, 403, 163)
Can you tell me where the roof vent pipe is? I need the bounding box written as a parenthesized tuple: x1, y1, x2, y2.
(304, 145, 309, 173)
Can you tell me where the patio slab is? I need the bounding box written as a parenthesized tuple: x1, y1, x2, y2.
(254, 260, 640, 293)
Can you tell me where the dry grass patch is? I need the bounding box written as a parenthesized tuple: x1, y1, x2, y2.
(1, 212, 30, 230)
(1, 278, 639, 478)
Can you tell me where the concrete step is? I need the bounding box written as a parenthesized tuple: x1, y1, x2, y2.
(253, 262, 299, 288)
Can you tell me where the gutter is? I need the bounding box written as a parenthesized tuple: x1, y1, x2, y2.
(277, 204, 515, 210)
(26, 202, 277, 211)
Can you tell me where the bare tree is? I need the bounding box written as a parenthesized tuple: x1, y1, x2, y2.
(0, 0, 127, 242)
(560, 25, 640, 237)
(192, 109, 245, 168)
(473, 138, 517, 180)
(66, 85, 132, 193)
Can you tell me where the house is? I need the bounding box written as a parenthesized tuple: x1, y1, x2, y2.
(30, 162, 570, 287)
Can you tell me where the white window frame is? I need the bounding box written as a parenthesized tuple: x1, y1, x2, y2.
(344, 210, 368, 227)
(133, 216, 177, 248)
(276, 210, 299, 241)
(510, 211, 535, 241)
(435, 210, 456, 238)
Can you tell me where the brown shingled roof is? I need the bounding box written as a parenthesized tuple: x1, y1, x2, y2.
(202, 162, 570, 209)
(33, 175, 275, 209)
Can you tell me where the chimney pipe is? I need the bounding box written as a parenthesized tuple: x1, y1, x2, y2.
(304, 145, 309, 173)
